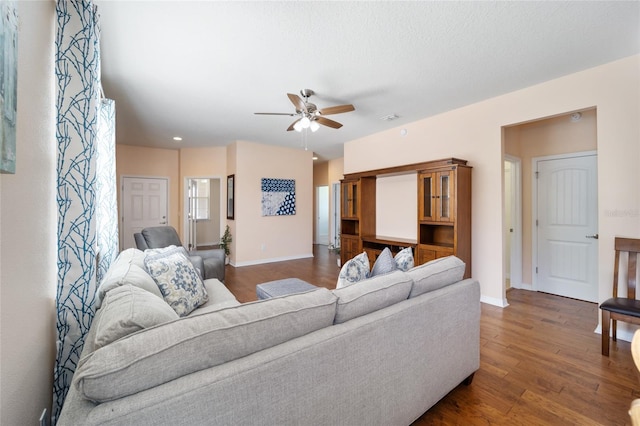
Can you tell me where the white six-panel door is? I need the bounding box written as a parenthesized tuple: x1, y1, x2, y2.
(121, 177, 169, 250)
(535, 153, 598, 302)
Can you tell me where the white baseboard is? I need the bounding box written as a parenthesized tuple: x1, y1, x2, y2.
(481, 295, 509, 308)
(593, 323, 638, 343)
(233, 253, 314, 267)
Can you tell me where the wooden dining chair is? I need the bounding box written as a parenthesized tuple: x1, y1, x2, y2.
(600, 237, 640, 356)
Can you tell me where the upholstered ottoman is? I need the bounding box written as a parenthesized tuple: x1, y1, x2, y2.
(256, 278, 317, 300)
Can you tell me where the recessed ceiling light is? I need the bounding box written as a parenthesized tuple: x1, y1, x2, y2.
(380, 114, 399, 121)
(173, 136, 183, 141)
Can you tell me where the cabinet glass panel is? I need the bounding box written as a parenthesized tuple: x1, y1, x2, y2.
(342, 185, 349, 216)
(351, 184, 357, 216)
(422, 175, 432, 218)
(440, 174, 450, 219)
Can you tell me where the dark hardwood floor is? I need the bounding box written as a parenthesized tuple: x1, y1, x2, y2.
(224, 246, 639, 425)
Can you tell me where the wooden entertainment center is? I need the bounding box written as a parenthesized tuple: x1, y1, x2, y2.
(340, 158, 472, 278)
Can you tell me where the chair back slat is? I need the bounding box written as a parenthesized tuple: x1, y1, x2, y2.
(614, 237, 640, 300)
(613, 249, 621, 298)
(629, 252, 638, 301)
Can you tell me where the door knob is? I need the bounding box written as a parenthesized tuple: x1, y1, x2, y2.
(586, 234, 599, 239)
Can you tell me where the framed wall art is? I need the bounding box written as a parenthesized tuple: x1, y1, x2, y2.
(261, 178, 296, 216)
(226, 174, 235, 219)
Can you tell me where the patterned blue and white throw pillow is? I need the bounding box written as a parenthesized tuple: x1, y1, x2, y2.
(394, 247, 414, 272)
(371, 247, 397, 277)
(144, 245, 208, 316)
(336, 251, 370, 289)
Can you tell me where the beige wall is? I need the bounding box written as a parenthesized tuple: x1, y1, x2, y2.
(1, 2, 57, 423)
(344, 55, 640, 310)
(116, 144, 180, 245)
(505, 109, 597, 286)
(233, 140, 313, 265)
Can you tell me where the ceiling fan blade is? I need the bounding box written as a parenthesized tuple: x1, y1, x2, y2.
(318, 104, 355, 115)
(286, 118, 301, 131)
(254, 112, 296, 116)
(287, 93, 307, 113)
(316, 116, 343, 129)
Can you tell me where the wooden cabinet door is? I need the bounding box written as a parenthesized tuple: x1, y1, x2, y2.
(418, 172, 436, 221)
(341, 181, 359, 219)
(435, 170, 455, 223)
(341, 235, 361, 264)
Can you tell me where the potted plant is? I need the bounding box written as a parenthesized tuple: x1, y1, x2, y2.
(220, 225, 232, 264)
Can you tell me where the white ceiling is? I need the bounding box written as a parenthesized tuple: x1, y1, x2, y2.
(96, 1, 640, 161)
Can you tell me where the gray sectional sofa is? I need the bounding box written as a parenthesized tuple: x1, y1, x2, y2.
(58, 249, 480, 425)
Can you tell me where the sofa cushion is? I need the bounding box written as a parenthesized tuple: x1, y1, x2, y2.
(96, 250, 163, 308)
(332, 270, 412, 324)
(336, 251, 370, 289)
(74, 288, 338, 402)
(144, 245, 208, 316)
(93, 285, 178, 349)
(407, 255, 466, 298)
(394, 247, 414, 272)
(370, 247, 397, 277)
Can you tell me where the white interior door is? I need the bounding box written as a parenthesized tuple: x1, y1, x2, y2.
(315, 186, 329, 245)
(121, 177, 168, 250)
(535, 153, 598, 302)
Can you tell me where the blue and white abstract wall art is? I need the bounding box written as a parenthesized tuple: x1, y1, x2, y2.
(261, 178, 296, 216)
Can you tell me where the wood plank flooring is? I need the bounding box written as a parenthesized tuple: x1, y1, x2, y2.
(224, 246, 639, 425)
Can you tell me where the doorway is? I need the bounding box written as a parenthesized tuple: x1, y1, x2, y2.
(183, 177, 221, 250)
(331, 182, 341, 249)
(503, 108, 598, 302)
(121, 176, 168, 250)
(315, 185, 329, 245)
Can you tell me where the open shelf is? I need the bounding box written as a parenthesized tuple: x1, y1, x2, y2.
(419, 223, 454, 246)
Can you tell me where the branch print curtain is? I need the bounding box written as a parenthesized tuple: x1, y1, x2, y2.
(96, 98, 118, 284)
(53, 1, 116, 422)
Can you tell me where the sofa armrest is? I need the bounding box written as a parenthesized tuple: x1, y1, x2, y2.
(188, 255, 205, 280)
(190, 248, 225, 261)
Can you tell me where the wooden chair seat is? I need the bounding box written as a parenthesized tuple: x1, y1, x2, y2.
(600, 237, 640, 356)
(601, 298, 640, 317)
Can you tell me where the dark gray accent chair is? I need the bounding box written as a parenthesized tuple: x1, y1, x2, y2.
(134, 226, 225, 282)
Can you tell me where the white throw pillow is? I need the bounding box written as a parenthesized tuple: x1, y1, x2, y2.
(144, 245, 208, 316)
(336, 251, 370, 289)
(394, 247, 415, 272)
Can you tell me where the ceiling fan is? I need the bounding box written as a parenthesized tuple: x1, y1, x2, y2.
(255, 89, 355, 132)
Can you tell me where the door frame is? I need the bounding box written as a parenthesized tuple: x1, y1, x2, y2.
(331, 182, 341, 249)
(182, 176, 222, 250)
(315, 185, 329, 245)
(504, 155, 523, 290)
(531, 150, 597, 293)
(120, 175, 169, 250)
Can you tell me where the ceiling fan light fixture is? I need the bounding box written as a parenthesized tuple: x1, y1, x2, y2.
(293, 121, 303, 132)
(300, 115, 311, 129)
(309, 120, 320, 132)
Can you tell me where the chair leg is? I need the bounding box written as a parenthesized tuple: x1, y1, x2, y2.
(612, 319, 617, 341)
(602, 310, 611, 356)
